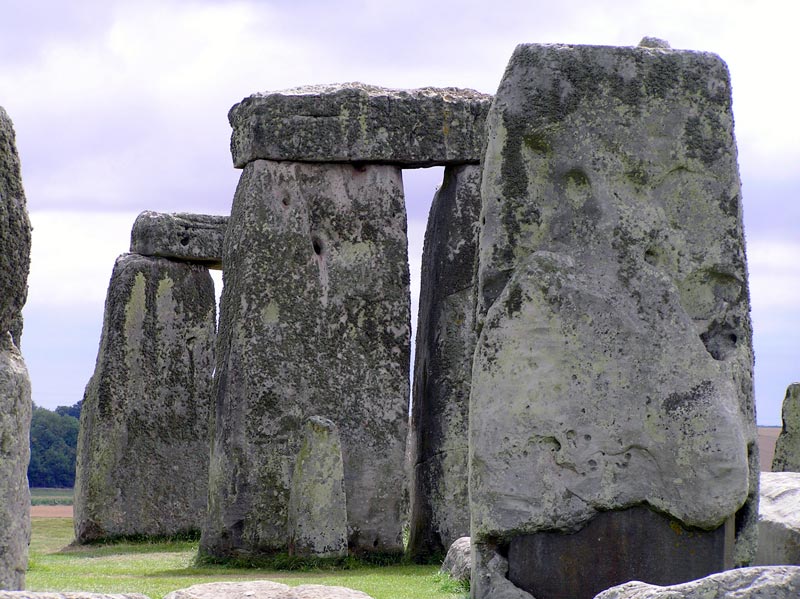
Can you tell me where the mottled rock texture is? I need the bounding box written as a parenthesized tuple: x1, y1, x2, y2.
(470, 43, 756, 598)
(288, 416, 348, 558)
(74, 253, 216, 543)
(440, 536, 471, 583)
(593, 566, 800, 598)
(408, 165, 481, 560)
(130, 211, 227, 269)
(202, 160, 409, 558)
(0, 107, 31, 339)
(754, 472, 800, 565)
(0, 594, 148, 599)
(164, 581, 375, 599)
(0, 334, 31, 590)
(228, 84, 492, 168)
(772, 384, 800, 471)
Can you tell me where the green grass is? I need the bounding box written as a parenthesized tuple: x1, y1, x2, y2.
(27, 518, 467, 599)
(30, 487, 74, 506)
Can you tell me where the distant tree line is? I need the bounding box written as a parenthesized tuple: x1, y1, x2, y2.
(28, 401, 81, 488)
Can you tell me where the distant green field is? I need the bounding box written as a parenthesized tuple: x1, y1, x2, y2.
(30, 487, 74, 506)
(27, 518, 467, 599)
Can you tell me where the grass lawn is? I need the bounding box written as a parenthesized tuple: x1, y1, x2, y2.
(30, 488, 74, 506)
(27, 518, 467, 599)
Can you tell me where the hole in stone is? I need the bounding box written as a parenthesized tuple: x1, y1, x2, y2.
(700, 320, 739, 361)
(180, 236, 190, 246)
(282, 197, 290, 207)
(312, 236, 324, 256)
(373, 538, 379, 548)
(352, 162, 367, 173)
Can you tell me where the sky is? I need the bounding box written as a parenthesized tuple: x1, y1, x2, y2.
(1, 0, 797, 424)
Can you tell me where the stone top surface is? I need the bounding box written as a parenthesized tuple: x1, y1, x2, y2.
(228, 82, 492, 168)
(130, 210, 227, 269)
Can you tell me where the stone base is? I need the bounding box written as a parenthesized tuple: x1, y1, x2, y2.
(507, 507, 734, 599)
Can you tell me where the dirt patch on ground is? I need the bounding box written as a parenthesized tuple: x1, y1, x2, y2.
(31, 505, 73, 518)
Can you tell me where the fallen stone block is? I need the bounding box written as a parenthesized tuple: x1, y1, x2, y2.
(772, 384, 800, 472)
(164, 581, 374, 599)
(440, 536, 471, 583)
(754, 472, 800, 565)
(228, 83, 492, 168)
(130, 211, 227, 269)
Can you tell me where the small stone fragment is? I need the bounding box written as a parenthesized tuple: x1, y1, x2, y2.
(130, 211, 227, 269)
(288, 416, 348, 558)
(228, 83, 492, 168)
(754, 472, 800, 565)
(593, 566, 800, 598)
(638, 36, 671, 48)
(74, 254, 216, 542)
(408, 165, 480, 560)
(772, 384, 800, 472)
(440, 537, 471, 583)
(0, 334, 31, 591)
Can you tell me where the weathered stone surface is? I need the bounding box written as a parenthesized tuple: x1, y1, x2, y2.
(754, 472, 800, 565)
(470, 43, 757, 598)
(772, 384, 800, 471)
(0, 334, 31, 590)
(471, 544, 535, 599)
(408, 165, 481, 560)
(74, 253, 216, 543)
(0, 594, 148, 599)
(288, 416, 348, 558)
(202, 161, 409, 558)
(130, 211, 227, 269)
(0, 107, 31, 338)
(164, 581, 374, 599)
(440, 536, 471, 583)
(228, 83, 492, 168)
(593, 566, 800, 598)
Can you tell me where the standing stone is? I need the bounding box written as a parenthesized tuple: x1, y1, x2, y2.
(288, 416, 348, 558)
(202, 160, 410, 558)
(471, 43, 756, 599)
(74, 253, 216, 542)
(0, 334, 31, 590)
(407, 165, 481, 561)
(772, 384, 800, 471)
(0, 106, 32, 591)
(130, 211, 228, 269)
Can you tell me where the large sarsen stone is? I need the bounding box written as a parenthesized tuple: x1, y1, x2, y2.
(228, 84, 492, 168)
(74, 254, 216, 542)
(202, 160, 409, 558)
(470, 43, 756, 599)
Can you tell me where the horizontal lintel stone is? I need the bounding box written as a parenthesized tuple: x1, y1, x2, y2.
(228, 83, 492, 168)
(130, 211, 227, 269)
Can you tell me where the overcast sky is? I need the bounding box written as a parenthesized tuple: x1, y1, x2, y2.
(2, 0, 797, 424)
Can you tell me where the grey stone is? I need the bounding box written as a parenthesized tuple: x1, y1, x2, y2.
(130, 211, 227, 269)
(754, 472, 800, 565)
(74, 253, 216, 543)
(408, 165, 481, 560)
(0, 594, 148, 599)
(0, 333, 31, 590)
(470, 43, 757, 598)
(202, 160, 409, 558)
(288, 416, 348, 558)
(228, 83, 492, 168)
(0, 107, 31, 338)
(440, 536, 471, 583)
(638, 37, 671, 48)
(471, 544, 535, 599)
(593, 566, 800, 598)
(772, 384, 800, 471)
(164, 581, 374, 599)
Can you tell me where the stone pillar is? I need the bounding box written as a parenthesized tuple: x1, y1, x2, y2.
(203, 160, 410, 557)
(0, 106, 32, 591)
(772, 384, 800, 472)
(470, 42, 757, 599)
(74, 253, 216, 542)
(288, 416, 348, 558)
(407, 164, 481, 561)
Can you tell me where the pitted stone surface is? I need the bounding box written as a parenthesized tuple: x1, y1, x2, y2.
(408, 165, 480, 560)
(164, 581, 375, 599)
(754, 472, 800, 565)
(288, 416, 348, 558)
(772, 384, 800, 471)
(470, 43, 757, 597)
(0, 334, 31, 590)
(202, 160, 409, 558)
(74, 253, 216, 543)
(593, 566, 800, 598)
(130, 211, 227, 269)
(228, 83, 492, 168)
(0, 107, 31, 338)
